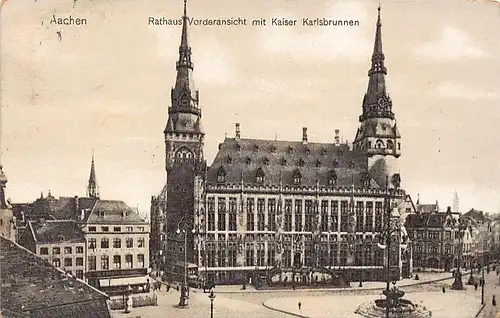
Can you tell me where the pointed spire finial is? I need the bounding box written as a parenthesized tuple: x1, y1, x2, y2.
(87, 151, 99, 198)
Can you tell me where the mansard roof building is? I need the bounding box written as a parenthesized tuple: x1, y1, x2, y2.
(150, 3, 413, 285)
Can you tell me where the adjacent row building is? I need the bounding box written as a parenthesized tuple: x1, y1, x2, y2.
(405, 199, 497, 272)
(150, 3, 414, 285)
(14, 155, 151, 296)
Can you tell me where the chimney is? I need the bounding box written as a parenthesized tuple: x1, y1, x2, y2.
(334, 129, 340, 146)
(446, 206, 452, 213)
(235, 123, 240, 140)
(302, 127, 308, 145)
(74, 196, 79, 217)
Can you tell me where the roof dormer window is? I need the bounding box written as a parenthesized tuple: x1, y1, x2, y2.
(305, 147, 310, 155)
(287, 146, 293, 154)
(338, 149, 344, 156)
(316, 159, 321, 167)
(227, 155, 233, 164)
(333, 159, 339, 168)
(217, 166, 226, 183)
(256, 168, 265, 184)
(236, 143, 241, 151)
(293, 170, 302, 185)
(270, 145, 277, 153)
(298, 158, 305, 167)
(328, 170, 337, 186)
(348, 161, 355, 169)
(321, 148, 327, 155)
(246, 157, 251, 164)
(254, 144, 259, 152)
(281, 157, 287, 166)
(263, 157, 269, 165)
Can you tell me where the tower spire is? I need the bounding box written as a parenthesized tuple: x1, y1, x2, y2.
(164, 0, 203, 136)
(359, 5, 394, 121)
(178, 0, 192, 71)
(87, 151, 99, 198)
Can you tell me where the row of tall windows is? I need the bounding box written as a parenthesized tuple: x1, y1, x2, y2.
(201, 244, 383, 268)
(88, 237, 145, 250)
(207, 197, 386, 232)
(87, 254, 144, 271)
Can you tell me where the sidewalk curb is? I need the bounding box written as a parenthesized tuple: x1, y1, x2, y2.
(212, 276, 454, 294)
(474, 303, 486, 318)
(262, 301, 310, 318)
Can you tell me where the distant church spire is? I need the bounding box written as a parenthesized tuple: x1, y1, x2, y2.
(87, 151, 99, 198)
(453, 191, 459, 213)
(359, 5, 394, 121)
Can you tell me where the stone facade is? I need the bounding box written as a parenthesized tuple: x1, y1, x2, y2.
(150, 4, 412, 284)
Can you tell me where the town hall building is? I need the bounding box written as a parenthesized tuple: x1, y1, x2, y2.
(150, 2, 413, 285)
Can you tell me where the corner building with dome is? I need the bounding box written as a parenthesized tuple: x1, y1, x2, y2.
(150, 2, 414, 286)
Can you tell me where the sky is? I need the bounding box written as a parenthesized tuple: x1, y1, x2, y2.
(1, 0, 500, 217)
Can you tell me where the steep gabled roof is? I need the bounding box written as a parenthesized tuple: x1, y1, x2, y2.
(86, 200, 146, 224)
(29, 220, 85, 244)
(207, 138, 370, 188)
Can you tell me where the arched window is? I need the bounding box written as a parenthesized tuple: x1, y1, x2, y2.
(246, 157, 251, 165)
(281, 157, 287, 166)
(375, 140, 385, 149)
(175, 148, 193, 163)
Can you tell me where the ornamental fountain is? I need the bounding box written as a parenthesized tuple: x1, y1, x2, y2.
(355, 282, 432, 318)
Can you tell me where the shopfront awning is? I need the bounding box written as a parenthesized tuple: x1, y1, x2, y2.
(99, 276, 149, 288)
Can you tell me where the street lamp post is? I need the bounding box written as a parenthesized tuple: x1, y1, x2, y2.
(176, 218, 196, 308)
(481, 257, 485, 305)
(208, 289, 216, 318)
(451, 216, 468, 290)
(467, 253, 475, 285)
(375, 177, 406, 318)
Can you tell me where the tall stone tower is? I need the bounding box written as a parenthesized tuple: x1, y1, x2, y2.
(162, 0, 205, 266)
(353, 6, 401, 189)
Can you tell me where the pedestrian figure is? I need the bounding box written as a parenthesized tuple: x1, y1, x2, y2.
(474, 282, 478, 290)
(442, 286, 446, 293)
(493, 295, 497, 306)
(158, 281, 161, 291)
(298, 301, 302, 310)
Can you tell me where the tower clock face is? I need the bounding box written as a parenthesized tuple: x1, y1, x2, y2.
(378, 97, 391, 110)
